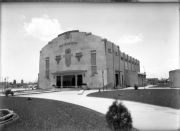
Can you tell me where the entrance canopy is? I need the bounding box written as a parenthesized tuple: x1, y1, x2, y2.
(52, 70, 87, 76)
(52, 70, 86, 88)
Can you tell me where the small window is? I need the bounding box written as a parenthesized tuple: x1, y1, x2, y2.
(91, 66, 97, 76)
(91, 50, 97, 76)
(108, 48, 111, 53)
(45, 57, 50, 79)
(121, 56, 123, 60)
(115, 51, 118, 56)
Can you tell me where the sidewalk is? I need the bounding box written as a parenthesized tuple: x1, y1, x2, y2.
(121, 85, 180, 90)
(18, 90, 180, 131)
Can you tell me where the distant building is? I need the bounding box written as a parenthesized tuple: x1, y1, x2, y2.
(39, 30, 141, 89)
(146, 78, 158, 85)
(138, 73, 146, 87)
(169, 69, 180, 88)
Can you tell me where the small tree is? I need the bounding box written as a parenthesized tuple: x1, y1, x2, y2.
(13, 80, 16, 85)
(134, 84, 138, 90)
(106, 101, 132, 131)
(21, 79, 24, 85)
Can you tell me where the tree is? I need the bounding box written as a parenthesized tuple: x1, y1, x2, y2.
(106, 101, 132, 131)
(21, 79, 24, 84)
(13, 80, 16, 85)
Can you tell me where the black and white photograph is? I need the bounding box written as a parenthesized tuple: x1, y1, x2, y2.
(0, 1, 180, 131)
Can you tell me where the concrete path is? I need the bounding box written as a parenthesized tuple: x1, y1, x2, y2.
(18, 90, 180, 131)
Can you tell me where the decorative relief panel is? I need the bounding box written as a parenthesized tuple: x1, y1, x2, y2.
(75, 52, 83, 61)
(55, 55, 61, 64)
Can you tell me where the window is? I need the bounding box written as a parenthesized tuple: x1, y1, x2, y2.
(91, 50, 97, 76)
(121, 56, 123, 60)
(108, 48, 112, 53)
(115, 51, 119, 56)
(45, 57, 50, 79)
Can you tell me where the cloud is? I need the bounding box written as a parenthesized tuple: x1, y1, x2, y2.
(24, 15, 63, 42)
(119, 34, 143, 44)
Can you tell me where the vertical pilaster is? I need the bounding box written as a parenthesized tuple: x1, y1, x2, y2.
(61, 75, 63, 88)
(75, 75, 77, 88)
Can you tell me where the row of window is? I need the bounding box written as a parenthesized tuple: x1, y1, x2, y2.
(108, 48, 119, 56)
(124, 62, 140, 71)
(107, 48, 138, 63)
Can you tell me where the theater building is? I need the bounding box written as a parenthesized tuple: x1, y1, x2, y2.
(39, 30, 141, 89)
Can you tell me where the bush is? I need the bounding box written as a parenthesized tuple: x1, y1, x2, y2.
(5, 89, 14, 97)
(134, 85, 138, 90)
(106, 101, 132, 131)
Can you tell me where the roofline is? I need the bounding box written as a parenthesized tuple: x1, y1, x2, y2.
(58, 30, 79, 37)
(169, 69, 180, 73)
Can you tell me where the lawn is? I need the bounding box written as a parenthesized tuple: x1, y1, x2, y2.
(88, 89, 180, 109)
(0, 96, 110, 131)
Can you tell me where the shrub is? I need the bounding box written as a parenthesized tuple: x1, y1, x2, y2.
(106, 101, 132, 131)
(5, 89, 14, 97)
(134, 85, 138, 90)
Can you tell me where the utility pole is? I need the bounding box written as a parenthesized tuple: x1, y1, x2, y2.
(179, 2, 180, 69)
(102, 70, 104, 91)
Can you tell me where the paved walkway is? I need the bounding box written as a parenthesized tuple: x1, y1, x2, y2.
(18, 90, 180, 131)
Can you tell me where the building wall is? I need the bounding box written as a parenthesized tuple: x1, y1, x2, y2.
(138, 73, 146, 87)
(124, 70, 138, 87)
(39, 31, 107, 89)
(169, 69, 180, 88)
(39, 30, 141, 89)
(104, 40, 121, 88)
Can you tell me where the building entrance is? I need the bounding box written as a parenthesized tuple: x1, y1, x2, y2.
(63, 75, 75, 88)
(56, 76, 61, 87)
(115, 73, 119, 86)
(56, 74, 83, 88)
(77, 75, 83, 87)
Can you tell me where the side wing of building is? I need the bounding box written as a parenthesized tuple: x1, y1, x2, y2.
(104, 40, 140, 88)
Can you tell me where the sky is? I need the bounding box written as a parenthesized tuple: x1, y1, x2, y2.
(0, 3, 179, 83)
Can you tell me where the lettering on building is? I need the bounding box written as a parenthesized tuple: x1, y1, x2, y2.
(59, 42, 78, 48)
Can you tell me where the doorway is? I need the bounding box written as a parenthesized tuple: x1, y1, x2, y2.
(77, 75, 83, 87)
(115, 74, 119, 86)
(56, 76, 61, 87)
(63, 75, 75, 87)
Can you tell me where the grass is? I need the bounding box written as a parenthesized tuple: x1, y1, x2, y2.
(150, 83, 170, 88)
(0, 96, 111, 131)
(88, 89, 180, 109)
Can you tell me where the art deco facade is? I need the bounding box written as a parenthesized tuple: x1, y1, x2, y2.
(39, 30, 140, 89)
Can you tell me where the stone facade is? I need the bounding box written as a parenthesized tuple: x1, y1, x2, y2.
(39, 30, 140, 89)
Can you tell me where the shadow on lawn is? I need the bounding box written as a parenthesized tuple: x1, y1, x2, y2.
(0, 96, 110, 131)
